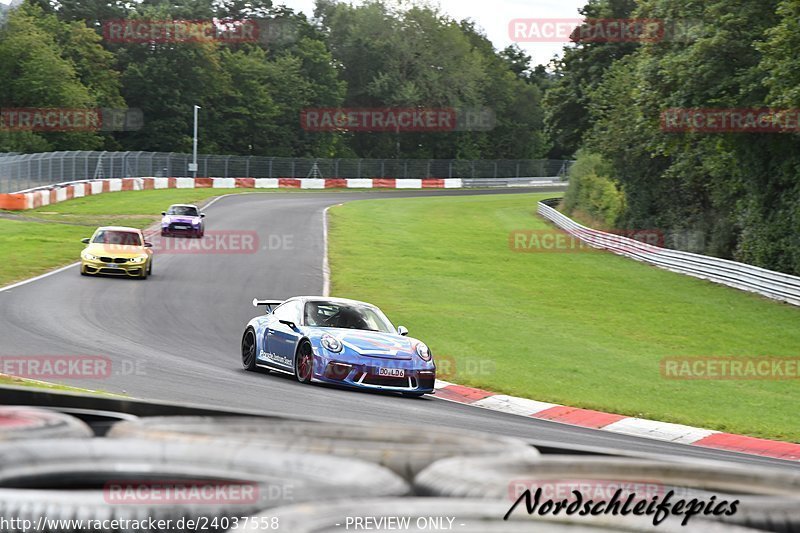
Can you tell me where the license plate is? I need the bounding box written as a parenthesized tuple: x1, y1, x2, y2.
(105, 263, 120, 268)
(174, 225, 190, 229)
(378, 368, 404, 378)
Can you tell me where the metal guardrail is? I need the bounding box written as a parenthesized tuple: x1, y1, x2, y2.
(463, 177, 566, 188)
(0, 151, 573, 193)
(538, 198, 800, 307)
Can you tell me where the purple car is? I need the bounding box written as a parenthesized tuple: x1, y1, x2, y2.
(161, 204, 205, 238)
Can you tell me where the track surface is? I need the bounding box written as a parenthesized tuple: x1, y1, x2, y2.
(0, 189, 796, 470)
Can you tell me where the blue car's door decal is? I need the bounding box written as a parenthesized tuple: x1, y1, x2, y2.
(264, 320, 299, 370)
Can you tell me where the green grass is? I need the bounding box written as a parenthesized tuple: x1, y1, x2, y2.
(328, 193, 800, 442)
(0, 374, 122, 396)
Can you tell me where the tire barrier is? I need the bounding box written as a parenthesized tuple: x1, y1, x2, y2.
(414, 455, 800, 532)
(1, 402, 796, 532)
(0, 406, 93, 441)
(107, 416, 539, 480)
(227, 498, 765, 532)
(0, 438, 408, 532)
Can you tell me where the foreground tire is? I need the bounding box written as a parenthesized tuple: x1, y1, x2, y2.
(228, 498, 763, 532)
(0, 438, 408, 531)
(415, 455, 800, 532)
(107, 416, 539, 480)
(0, 406, 92, 441)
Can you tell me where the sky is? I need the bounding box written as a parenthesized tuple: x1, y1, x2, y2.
(0, 0, 588, 63)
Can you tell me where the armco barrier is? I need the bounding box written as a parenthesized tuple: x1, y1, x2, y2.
(538, 198, 800, 307)
(0, 176, 567, 211)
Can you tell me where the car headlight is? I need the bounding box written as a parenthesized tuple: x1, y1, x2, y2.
(321, 334, 343, 353)
(81, 251, 97, 261)
(129, 255, 148, 263)
(416, 342, 432, 361)
(192, 218, 202, 226)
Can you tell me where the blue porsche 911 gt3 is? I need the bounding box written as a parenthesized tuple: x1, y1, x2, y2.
(241, 296, 436, 397)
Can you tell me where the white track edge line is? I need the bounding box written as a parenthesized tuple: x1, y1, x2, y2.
(0, 262, 80, 293)
(322, 205, 336, 297)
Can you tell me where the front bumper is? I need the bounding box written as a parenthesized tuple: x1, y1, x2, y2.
(312, 355, 436, 393)
(162, 223, 202, 236)
(81, 258, 146, 277)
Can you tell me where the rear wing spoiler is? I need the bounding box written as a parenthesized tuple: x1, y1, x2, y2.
(252, 299, 284, 313)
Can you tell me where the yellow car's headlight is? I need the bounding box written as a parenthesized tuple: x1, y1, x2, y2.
(81, 252, 98, 261)
(129, 255, 148, 264)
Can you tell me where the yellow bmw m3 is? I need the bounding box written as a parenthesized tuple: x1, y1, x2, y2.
(80, 226, 154, 279)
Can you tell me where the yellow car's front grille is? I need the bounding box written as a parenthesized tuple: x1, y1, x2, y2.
(99, 257, 129, 264)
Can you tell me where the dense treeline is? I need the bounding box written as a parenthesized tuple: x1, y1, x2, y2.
(1, 0, 798, 274)
(0, 0, 547, 159)
(555, 0, 800, 275)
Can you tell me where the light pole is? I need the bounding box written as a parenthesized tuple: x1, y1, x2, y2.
(191, 105, 201, 179)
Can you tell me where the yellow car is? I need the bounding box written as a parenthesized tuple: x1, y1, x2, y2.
(80, 226, 154, 279)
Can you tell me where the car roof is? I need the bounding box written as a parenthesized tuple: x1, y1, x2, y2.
(168, 204, 198, 208)
(291, 296, 379, 308)
(94, 226, 142, 233)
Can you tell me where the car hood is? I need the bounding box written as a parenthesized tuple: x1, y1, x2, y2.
(84, 243, 147, 257)
(318, 328, 418, 357)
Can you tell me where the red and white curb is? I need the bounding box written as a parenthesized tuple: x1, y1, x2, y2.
(433, 380, 800, 461)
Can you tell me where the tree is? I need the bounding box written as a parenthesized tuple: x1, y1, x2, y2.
(0, 4, 109, 151)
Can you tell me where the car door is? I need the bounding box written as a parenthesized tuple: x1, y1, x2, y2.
(264, 300, 302, 372)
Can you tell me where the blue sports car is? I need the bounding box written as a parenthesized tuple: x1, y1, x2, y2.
(241, 296, 436, 397)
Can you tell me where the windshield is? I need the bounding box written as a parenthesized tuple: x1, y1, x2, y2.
(167, 206, 198, 216)
(304, 301, 395, 333)
(92, 230, 142, 246)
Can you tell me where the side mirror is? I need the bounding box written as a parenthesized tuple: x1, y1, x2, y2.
(398, 326, 409, 336)
(279, 319, 297, 330)
(161, 211, 166, 216)
(144, 242, 153, 248)
(200, 213, 206, 218)
(81, 238, 90, 244)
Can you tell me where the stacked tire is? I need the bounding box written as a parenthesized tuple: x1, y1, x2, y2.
(0, 408, 409, 532)
(107, 416, 540, 480)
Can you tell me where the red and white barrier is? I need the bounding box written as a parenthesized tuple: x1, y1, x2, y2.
(0, 177, 465, 211)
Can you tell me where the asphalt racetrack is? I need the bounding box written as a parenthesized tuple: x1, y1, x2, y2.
(1, 189, 796, 470)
